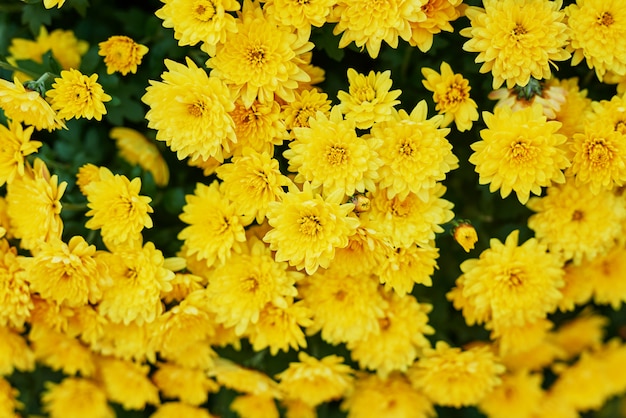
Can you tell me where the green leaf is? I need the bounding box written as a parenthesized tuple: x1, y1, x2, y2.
(21, 2, 55, 35)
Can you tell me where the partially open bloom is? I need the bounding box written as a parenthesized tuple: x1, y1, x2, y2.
(42, 378, 114, 418)
(276, 352, 353, 407)
(453, 222, 478, 252)
(461, 0, 570, 88)
(409, 0, 462, 52)
(422, 62, 478, 131)
(285, 107, 383, 196)
(46, 69, 111, 121)
(84, 167, 153, 248)
(263, 182, 359, 274)
(408, 341, 506, 408)
(470, 104, 570, 204)
(328, 0, 426, 58)
(98, 35, 149, 75)
(282, 88, 332, 131)
(0, 120, 41, 186)
(228, 99, 287, 155)
(206, 0, 313, 107)
(375, 244, 439, 295)
(96, 356, 160, 410)
(566, 0, 626, 81)
(263, 0, 336, 36)
(152, 363, 218, 405)
(143, 57, 236, 162)
(110, 127, 170, 187)
(336, 69, 401, 129)
(0, 77, 63, 131)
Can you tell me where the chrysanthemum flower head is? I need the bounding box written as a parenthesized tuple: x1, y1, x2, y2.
(276, 352, 353, 407)
(551, 312, 608, 360)
(30, 326, 96, 377)
(452, 230, 564, 330)
(263, 0, 336, 37)
(156, 0, 240, 51)
(478, 370, 544, 418)
(210, 357, 282, 398)
(263, 182, 360, 274)
(110, 127, 170, 187)
(489, 78, 567, 120)
(230, 394, 279, 418)
(43, 377, 113, 418)
(336, 69, 401, 129)
(150, 402, 215, 418)
(328, 0, 426, 59)
(409, 0, 463, 52)
(206, 0, 313, 107)
(329, 225, 392, 277)
(282, 88, 332, 132)
(527, 179, 626, 264)
(566, 0, 626, 81)
(178, 180, 247, 266)
(84, 167, 153, 248)
(461, 0, 570, 89)
(372, 100, 458, 201)
(6, 158, 66, 250)
(98, 35, 148, 75)
(25, 236, 102, 308)
(0, 241, 31, 329)
(549, 77, 592, 138)
(341, 372, 434, 418)
(143, 57, 236, 162)
(408, 341, 506, 408)
(421, 61, 479, 131)
(228, 98, 288, 156)
(0, 77, 64, 131)
(0, 120, 41, 187)
(96, 356, 160, 410)
(453, 222, 478, 252)
(216, 148, 293, 224)
(469, 103, 570, 204)
(46, 69, 111, 121)
(348, 292, 433, 377)
(375, 244, 439, 295)
(152, 363, 219, 406)
(285, 107, 383, 197)
(0, 326, 35, 375)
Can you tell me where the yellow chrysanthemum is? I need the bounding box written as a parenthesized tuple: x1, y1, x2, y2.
(408, 341, 506, 408)
(206, 0, 312, 108)
(527, 179, 626, 264)
(0, 241, 31, 328)
(155, 0, 240, 51)
(231, 394, 279, 418)
(0, 377, 21, 418)
(453, 222, 478, 253)
(329, 226, 392, 277)
(143, 57, 236, 162)
(566, 0, 626, 81)
(150, 402, 215, 418)
(409, 0, 462, 52)
(421, 61, 479, 132)
(568, 126, 626, 194)
(96, 242, 174, 325)
(205, 237, 300, 335)
(365, 184, 454, 249)
(551, 312, 608, 360)
(152, 363, 219, 405)
(98, 35, 148, 75)
(372, 101, 458, 201)
(75, 163, 101, 195)
(178, 181, 247, 266)
(42, 378, 114, 418)
(469, 104, 570, 204)
(285, 107, 383, 196)
(6, 159, 66, 250)
(90, 320, 155, 363)
(263, 182, 359, 274)
(0, 120, 41, 186)
(228, 98, 287, 155)
(573, 244, 626, 310)
(336, 69, 401, 129)
(30, 326, 95, 377)
(46, 69, 111, 121)
(210, 357, 282, 398)
(550, 77, 592, 138)
(299, 272, 387, 345)
(216, 148, 292, 224)
(43, 0, 66, 8)
(451, 230, 564, 331)
(97, 356, 160, 410)
(489, 79, 567, 120)
(84, 167, 153, 248)
(276, 353, 353, 407)
(0, 77, 64, 131)
(161, 272, 205, 304)
(110, 127, 170, 187)
(478, 370, 544, 418)
(490, 317, 553, 356)
(282, 88, 332, 131)
(375, 244, 439, 295)
(8, 27, 88, 79)
(247, 299, 313, 355)
(0, 326, 35, 375)
(348, 292, 433, 377)
(328, 0, 426, 59)
(263, 0, 336, 36)
(24, 236, 102, 308)
(461, 0, 570, 88)
(341, 373, 434, 418)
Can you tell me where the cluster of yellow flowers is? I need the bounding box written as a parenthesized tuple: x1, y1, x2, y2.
(0, 0, 625, 417)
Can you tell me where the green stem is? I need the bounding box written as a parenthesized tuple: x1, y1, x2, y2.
(0, 61, 40, 80)
(62, 202, 88, 211)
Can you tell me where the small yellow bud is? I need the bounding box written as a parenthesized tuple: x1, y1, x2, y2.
(350, 194, 371, 213)
(453, 223, 478, 252)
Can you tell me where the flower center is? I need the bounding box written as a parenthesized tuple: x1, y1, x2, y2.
(247, 45, 267, 67)
(510, 139, 533, 163)
(571, 210, 584, 221)
(511, 23, 527, 37)
(585, 138, 614, 167)
(353, 85, 376, 102)
(187, 101, 206, 117)
(390, 198, 411, 217)
(194, 0, 216, 21)
(506, 268, 525, 286)
(326, 145, 348, 165)
(243, 276, 259, 292)
(379, 317, 391, 331)
(598, 12, 614, 27)
(441, 81, 469, 108)
(398, 138, 416, 158)
(294, 107, 316, 127)
(298, 214, 322, 236)
(615, 120, 626, 134)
